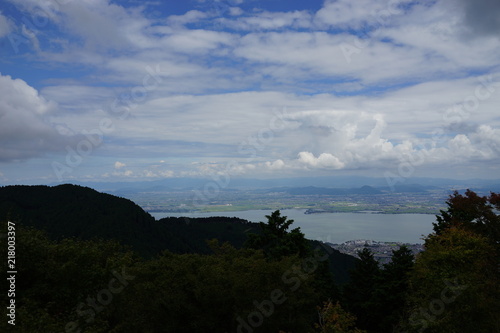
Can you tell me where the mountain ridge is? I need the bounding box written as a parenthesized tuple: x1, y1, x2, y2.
(0, 184, 357, 284)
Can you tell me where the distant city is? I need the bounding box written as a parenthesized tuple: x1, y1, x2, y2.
(327, 240, 425, 264)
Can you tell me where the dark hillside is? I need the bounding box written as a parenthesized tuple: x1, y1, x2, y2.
(0, 184, 357, 283)
(0, 184, 257, 256)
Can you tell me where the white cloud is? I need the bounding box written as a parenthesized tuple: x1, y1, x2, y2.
(8, 0, 150, 52)
(20, 24, 40, 51)
(0, 74, 79, 162)
(0, 12, 12, 38)
(224, 10, 312, 30)
(265, 159, 285, 170)
(142, 169, 174, 178)
(315, 0, 401, 29)
(109, 169, 133, 178)
(56, 0, 144, 50)
(114, 161, 126, 169)
(167, 10, 208, 27)
(298, 152, 344, 169)
(160, 29, 234, 54)
(2, 0, 500, 182)
(159, 170, 174, 177)
(229, 7, 243, 16)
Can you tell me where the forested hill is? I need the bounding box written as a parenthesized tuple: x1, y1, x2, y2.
(0, 184, 356, 283)
(0, 184, 258, 256)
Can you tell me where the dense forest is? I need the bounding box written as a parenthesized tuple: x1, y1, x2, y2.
(0, 185, 499, 332)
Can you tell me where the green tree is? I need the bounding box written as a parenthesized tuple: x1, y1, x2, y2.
(434, 190, 500, 250)
(0, 221, 137, 333)
(112, 241, 320, 333)
(246, 210, 310, 260)
(342, 248, 381, 331)
(246, 211, 339, 302)
(372, 246, 414, 332)
(403, 227, 500, 333)
(315, 300, 367, 333)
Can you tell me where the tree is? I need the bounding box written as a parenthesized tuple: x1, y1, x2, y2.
(399, 190, 500, 333)
(315, 300, 367, 333)
(245, 211, 340, 317)
(246, 210, 310, 260)
(112, 242, 320, 333)
(342, 248, 381, 331)
(403, 226, 500, 333)
(0, 221, 137, 333)
(372, 246, 414, 332)
(434, 190, 500, 250)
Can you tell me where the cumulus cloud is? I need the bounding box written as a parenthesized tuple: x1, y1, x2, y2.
(1, 0, 500, 182)
(0, 74, 79, 162)
(289, 116, 500, 174)
(265, 159, 285, 170)
(114, 161, 126, 169)
(298, 151, 344, 169)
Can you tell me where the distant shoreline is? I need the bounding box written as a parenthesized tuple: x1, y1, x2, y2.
(147, 208, 439, 215)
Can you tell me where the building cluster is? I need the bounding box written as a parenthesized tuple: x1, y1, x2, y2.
(327, 240, 425, 264)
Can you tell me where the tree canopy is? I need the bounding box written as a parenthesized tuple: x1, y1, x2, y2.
(246, 210, 310, 260)
(402, 190, 500, 332)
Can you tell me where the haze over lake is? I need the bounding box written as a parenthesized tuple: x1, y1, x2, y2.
(151, 210, 436, 244)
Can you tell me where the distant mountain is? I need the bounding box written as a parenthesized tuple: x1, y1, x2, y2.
(0, 184, 357, 284)
(278, 185, 382, 195)
(43, 176, 500, 194)
(379, 184, 434, 193)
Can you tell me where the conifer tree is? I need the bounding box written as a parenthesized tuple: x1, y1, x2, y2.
(342, 248, 381, 331)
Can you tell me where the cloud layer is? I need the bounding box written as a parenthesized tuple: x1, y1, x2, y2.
(0, 0, 499, 182)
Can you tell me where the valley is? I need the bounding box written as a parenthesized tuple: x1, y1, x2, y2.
(118, 186, 450, 215)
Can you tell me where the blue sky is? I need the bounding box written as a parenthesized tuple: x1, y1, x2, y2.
(0, 0, 500, 185)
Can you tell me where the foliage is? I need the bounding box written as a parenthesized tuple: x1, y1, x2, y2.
(0, 185, 358, 286)
(0, 221, 323, 332)
(112, 241, 320, 333)
(5, 185, 498, 332)
(246, 210, 310, 260)
(434, 190, 500, 251)
(315, 300, 367, 333)
(403, 226, 500, 333)
(405, 189, 500, 332)
(342, 245, 415, 333)
(0, 221, 137, 332)
(246, 210, 340, 302)
(372, 246, 414, 332)
(342, 248, 381, 331)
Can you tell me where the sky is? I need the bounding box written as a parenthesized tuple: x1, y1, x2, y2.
(0, 0, 500, 185)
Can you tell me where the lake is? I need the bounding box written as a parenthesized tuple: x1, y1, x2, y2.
(150, 209, 436, 244)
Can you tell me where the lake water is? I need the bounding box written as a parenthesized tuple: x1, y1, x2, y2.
(150, 209, 436, 244)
